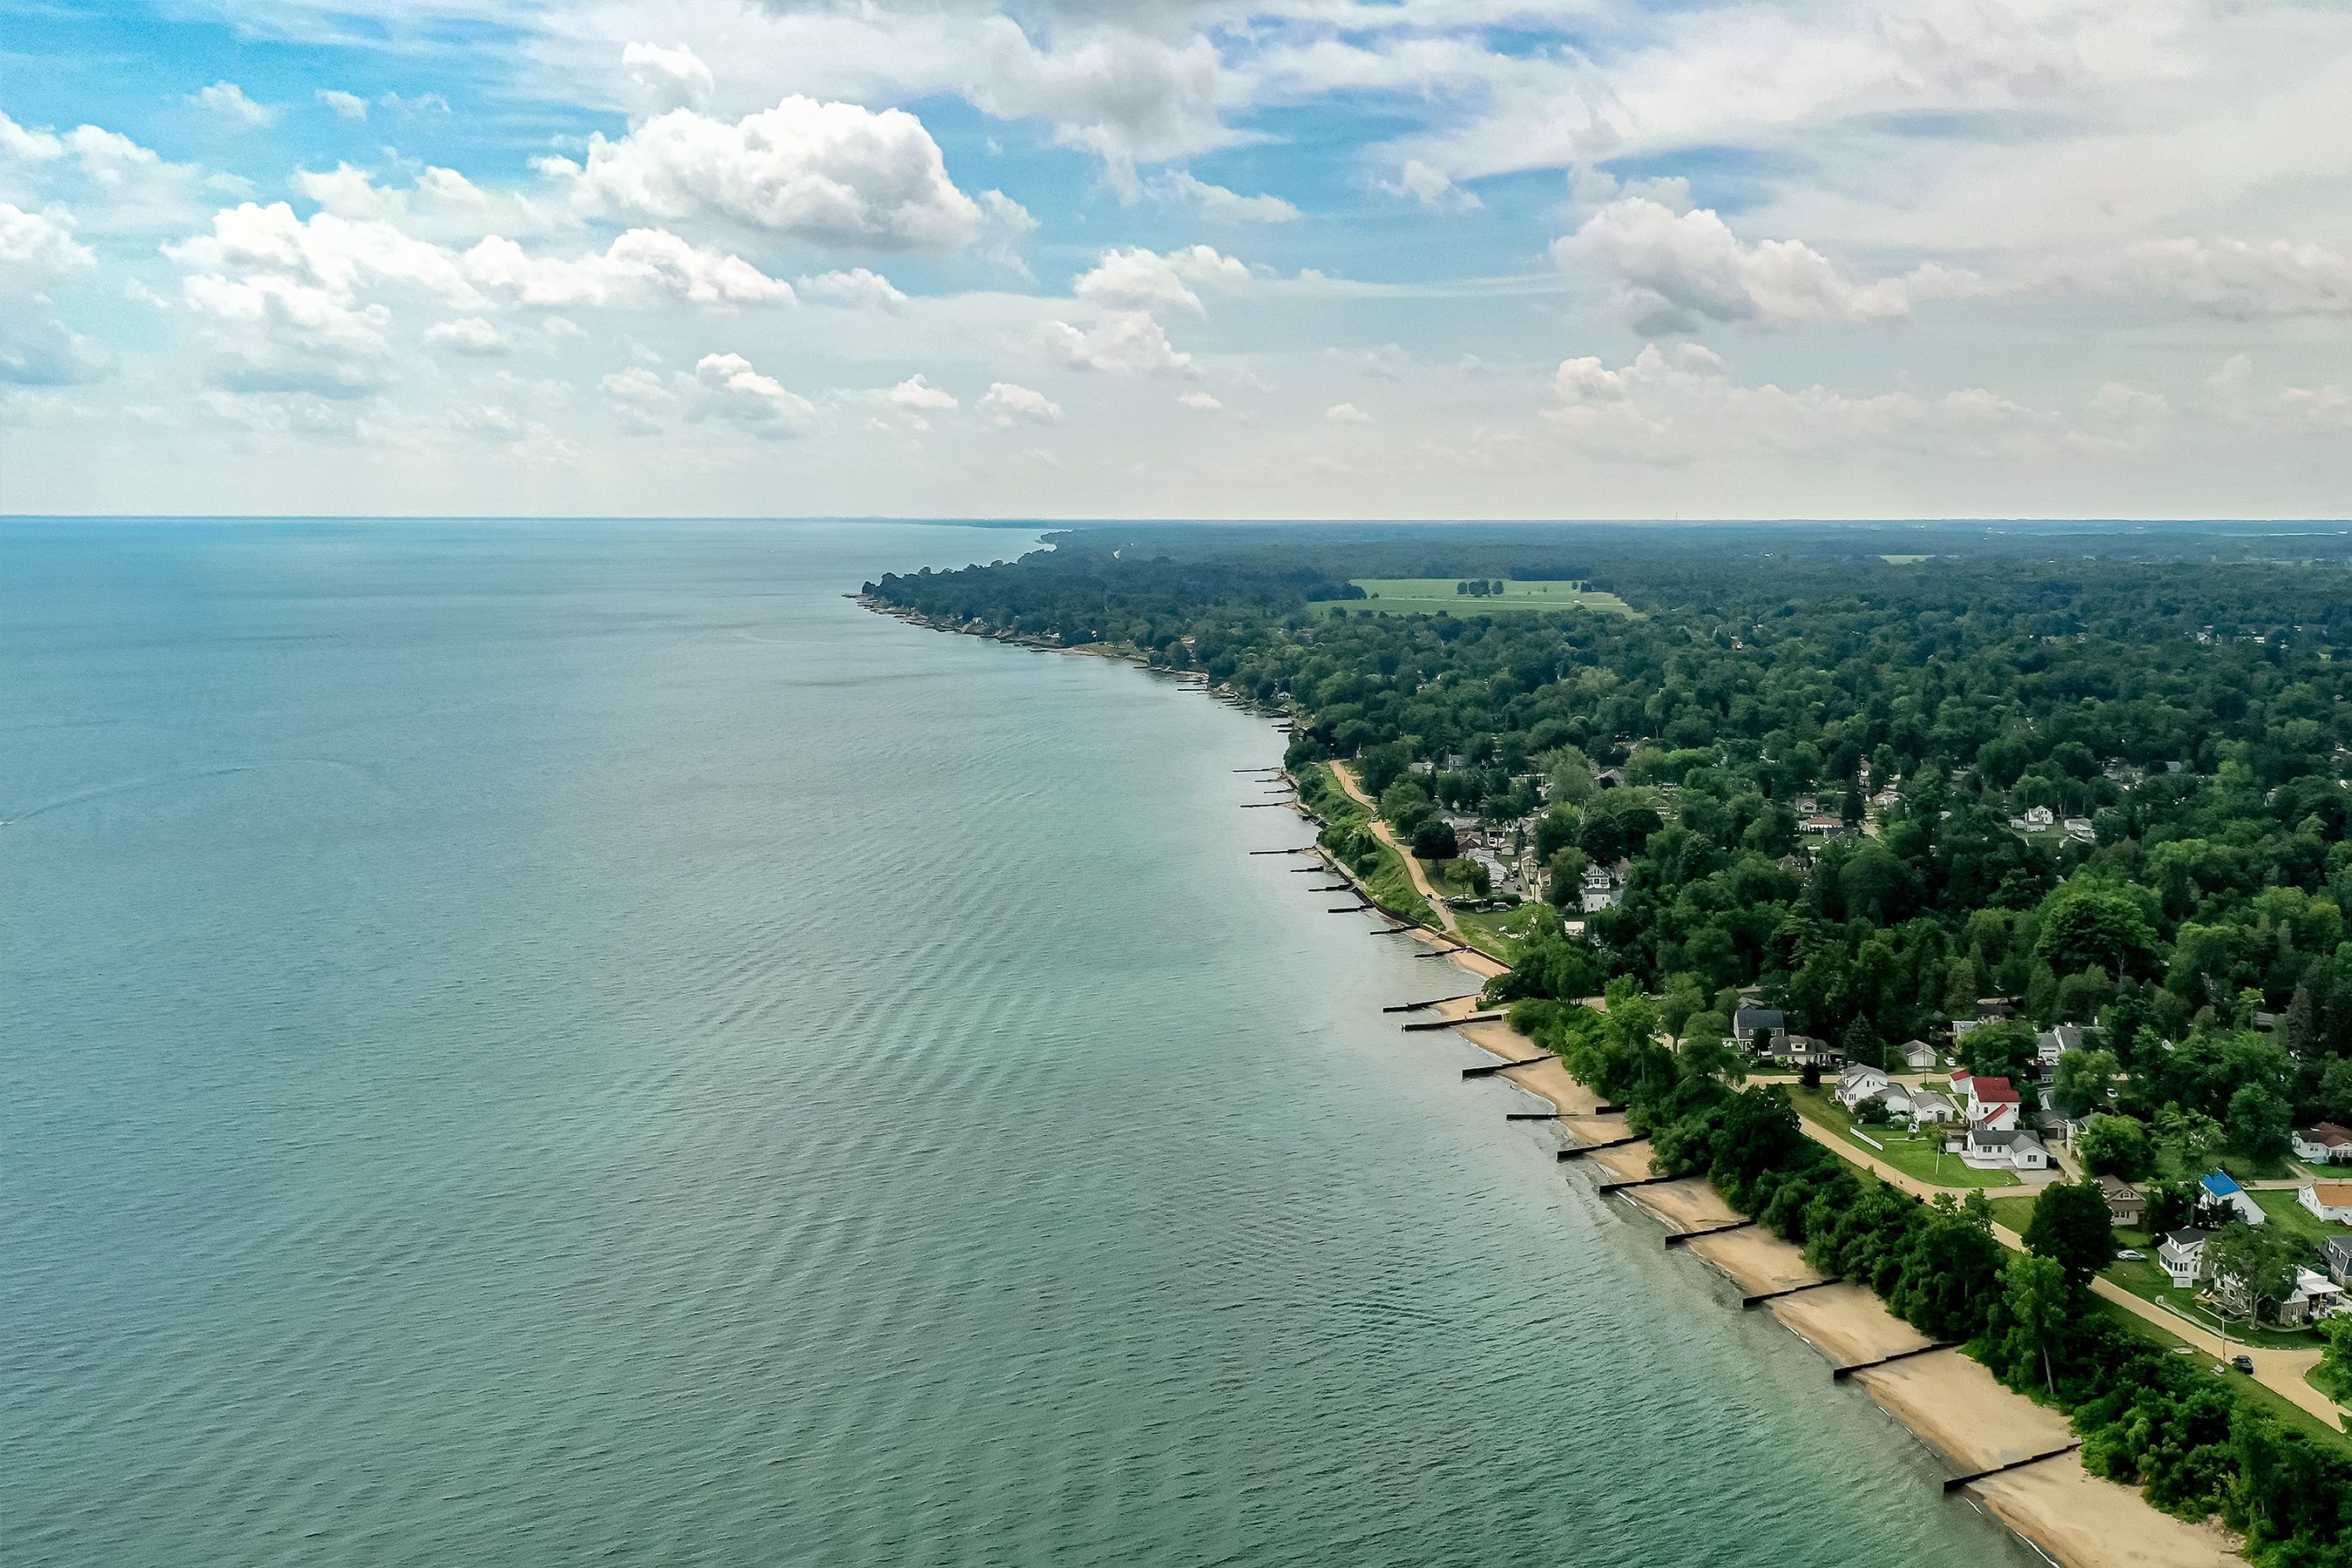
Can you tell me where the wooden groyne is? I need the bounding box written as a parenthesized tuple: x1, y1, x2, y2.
(1558, 1134, 1644, 1162)
(1505, 1110, 1560, 1121)
(1459, 1053, 1549, 1077)
(1664, 1218, 1756, 1249)
(1368, 923, 1414, 935)
(1413, 947, 1469, 959)
(1249, 846, 1315, 855)
(1414, 1011, 1505, 1034)
(1327, 902, 1374, 914)
(1832, 1342, 1957, 1382)
(1241, 801, 1294, 809)
(1309, 883, 1351, 891)
(1942, 1443, 2081, 1494)
(1598, 1172, 1679, 1193)
(1382, 992, 1480, 1013)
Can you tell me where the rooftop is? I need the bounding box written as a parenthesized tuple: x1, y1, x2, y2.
(1970, 1077, 2021, 1105)
(2201, 1170, 2244, 1196)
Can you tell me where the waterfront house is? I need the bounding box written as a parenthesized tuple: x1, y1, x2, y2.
(1899, 1039, 1938, 1071)
(2292, 1123, 2352, 1164)
(2098, 1174, 2146, 1227)
(2198, 1171, 2266, 1226)
(2159, 1229, 2215, 1288)
(2301, 1180, 2352, 1225)
(2327, 1236, 2352, 1289)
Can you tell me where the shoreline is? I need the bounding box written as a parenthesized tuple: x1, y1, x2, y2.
(865, 603, 2247, 1568)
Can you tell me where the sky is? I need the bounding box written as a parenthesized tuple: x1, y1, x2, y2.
(2, 0, 2349, 519)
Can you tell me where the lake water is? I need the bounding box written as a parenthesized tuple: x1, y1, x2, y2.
(0, 519, 2042, 1566)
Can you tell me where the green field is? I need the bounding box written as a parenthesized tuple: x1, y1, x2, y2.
(2253, 1186, 2352, 1250)
(1792, 1087, 2020, 1188)
(1311, 578, 1635, 618)
(1453, 902, 1547, 962)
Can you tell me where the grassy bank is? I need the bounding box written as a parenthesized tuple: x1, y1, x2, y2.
(1790, 1086, 2021, 1189)
(1291, 762, 1435, 927)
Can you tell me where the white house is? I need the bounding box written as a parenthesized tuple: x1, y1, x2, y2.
(2300, 1180, 2352, 1225)
(2200, 1171, 2266, 1226)
(1579, 866, 1620, 913)
(1963, 1127, 2051, 1170)
(2285, 1269, 2347, 1326)
(2063, 817, 2097, 843)
(2159, 1229, 2213, 1288)
(1836, 1064, 1891, 1111)
(1957, 1073, 2022, 1132)
(2293, 1123, 2352, 1164)
(1909, 1087, 1957, 1125)
(2010, 804, 2056, 831)
(1899, 1039, 1939, 1071)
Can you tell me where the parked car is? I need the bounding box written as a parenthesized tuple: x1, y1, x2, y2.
(2115, 1248, 2146, 1261)
(2233, 1355, 2255, 1374)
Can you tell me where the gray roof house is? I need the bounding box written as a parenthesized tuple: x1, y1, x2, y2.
(2328, 1236, 2352, 1290)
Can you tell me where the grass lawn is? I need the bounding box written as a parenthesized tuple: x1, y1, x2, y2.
(2097, 1250, 2325, 1351)
(1453, 902, 1549, 962)
(2253, 1186, 2352, 1252)
(1309, 578, 1636, 618)
(1791, 1087, 2020, 1188)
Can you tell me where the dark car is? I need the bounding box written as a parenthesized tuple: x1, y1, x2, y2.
(2232, 1355, 2255, 1374)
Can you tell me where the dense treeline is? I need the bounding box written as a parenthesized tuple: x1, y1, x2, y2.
(870, 522, 2352, 1558)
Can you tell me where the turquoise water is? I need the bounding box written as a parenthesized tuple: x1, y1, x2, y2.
(0, 520, 2042, 1566)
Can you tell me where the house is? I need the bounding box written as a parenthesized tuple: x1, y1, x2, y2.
(1899, 1039, 1939, 1071)
(1957, 1073, 2022, 1132)
(2199, 1170, 2266, 1226)
(2063, 816, 2097, 843)
(1909, 1087, 1957, 1125)
(2099, 1174, 2146, 1227)
(1880, 1084, 1914, 1120)
(1579, 868, 1620, 913)
(1964, 1127, 2051, 1170)
(1734, 1005, 1788, 1054)
(2010, 804, 2056, 832)
(2284, 1270, 2347, 1325)
(2159, 1228, 2214, 1288)
(2326, 1236, 2352, 1289)
(1836, 1064, 1891, 1111)
(2301, 1180, 2352, 1225)
(1801, 814, 1847, 835)
(2293, 1123, 2352, 1164)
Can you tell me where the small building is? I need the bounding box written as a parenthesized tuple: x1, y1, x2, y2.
(2284, 1269, 2347, 1326)
(2098, 1174, 2146, 1227)
(2159, 1228, 2214, 1288)
(1899, 1039, 1938, 1071)
(1880, 1083, 1914, 1120)
(1909, 1087, 1957, 1125)
(1963, 1126, 2051, 1171)
(2293, 1123, 2352, 1165)
(2199, 1170, 2266, 1227)
(2063, 817, 2097, 843)
(2326, 1236, 2352, 1290)
(2301, 1180, 2352, 1225)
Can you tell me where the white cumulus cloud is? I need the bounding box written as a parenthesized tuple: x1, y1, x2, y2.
(888, 373, 957, 409)
(191, 82, 275, 128)
(1044, 311, 1198, 375)
(1073, 244, 1250, 315)
(623, 41, 715, 117)
(798, 267, 908, 310)
(423, 316, 507, 355)
(979, 381, 1063, 425)
(542, 97, 991, 249)
(691, 350, 815, 436)
(1561, 198, 1916, 333)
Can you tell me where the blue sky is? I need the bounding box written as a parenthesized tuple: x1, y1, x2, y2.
(3, 0, 2349, 517)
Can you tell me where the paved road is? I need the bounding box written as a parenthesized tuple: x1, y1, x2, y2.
(1794, 1109, 2339, 1431)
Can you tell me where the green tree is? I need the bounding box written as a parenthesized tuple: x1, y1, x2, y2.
(2023, 1179, 2119, 1291)
(2035, 881, 2159, 977)
(2204, 1222, 2305, 1328)
(2226, 1082, 2294, 1165)
(2076, 1113, 2155, 1180)
(2052, 1048, 2120, 1119)
(1998, 1254, 2073, 1395)
(1963, 1018, 2040, 1085)
(2316, 1314, 2352, 1402)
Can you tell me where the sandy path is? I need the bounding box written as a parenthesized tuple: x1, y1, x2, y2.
(1769, 1285, 1932, 1365)
(1976, 1456, 2243, 1568)
(1328, 760, 1462, 936)
(1686, 1228, 1822, 1295)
